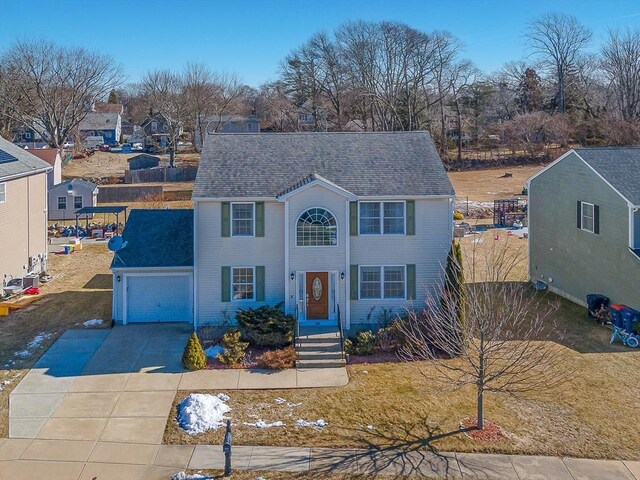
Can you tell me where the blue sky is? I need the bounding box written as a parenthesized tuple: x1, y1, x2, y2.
(1, 0, 638, 87)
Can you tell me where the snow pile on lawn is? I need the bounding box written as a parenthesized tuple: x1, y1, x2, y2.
(244, 420, 285, 428)
(275, 397, 302, 408)
(171, 472, 212, 480)
(296, 419, 327, 428)
(0, 380, 10, 391)
(83, 319, 103, 327)
(204, 344, 224, 358)
(14, 332, 53, 358)
(178, 393, 231, 435)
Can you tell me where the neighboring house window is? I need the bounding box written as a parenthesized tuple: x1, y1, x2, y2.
(151, 121, 158, 132)
(359, 201, 405, 234)
(359, 266, 406, 299)
(0, 183, 6, 203)
(232, 267, 254, 300)
(581, 202, 595, 233)
(297, 208, 337, 246)
(74, 196, 83, 209)
(231, 203, 254, 236)
(24, 132, 31, 139)
(58, 196, 67, 210)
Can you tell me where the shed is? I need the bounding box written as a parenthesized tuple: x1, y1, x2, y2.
(48, 178, 98, 221)
(110, 209, 194, 324)
(127, 154, 161, 170)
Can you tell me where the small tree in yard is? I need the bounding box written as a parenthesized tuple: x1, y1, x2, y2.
(399, 235, 567, 430)
(182, 332, 207, 370)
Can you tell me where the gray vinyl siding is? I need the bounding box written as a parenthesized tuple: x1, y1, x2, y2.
(195, 200, 285, 324)
(529, 152, 640, 310)
(48, 184, 97, 221)
(350, 197, 452, 327)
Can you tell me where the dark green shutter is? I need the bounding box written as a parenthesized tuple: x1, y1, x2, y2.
(255, 202, 264, 237)
(221, 202, 230, 237)
(350, 202, 358, 236)
(350, 264, 359, 300)
(221, 266, 231, 302)
(407, 264, 416, 300)
(256, 266, 265, 301)
(594, 205, 600, 234)
(576, 201, 582, 229)
(406, 200, 415, 235)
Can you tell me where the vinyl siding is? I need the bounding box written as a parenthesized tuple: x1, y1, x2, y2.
(195, 200, 285, 324)
(48, 184, 97, 220)
(0, 173, 48, 281)
(529, 152, 640, 310)
(350, 197, 452, 325)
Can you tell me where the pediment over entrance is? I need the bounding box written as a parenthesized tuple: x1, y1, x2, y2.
(276, 173, 357, 202)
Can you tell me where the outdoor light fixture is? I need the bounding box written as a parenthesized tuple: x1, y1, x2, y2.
(116, 275, 121, 283)
(290, 272, 295, 281)
(340, 272, 345, 280)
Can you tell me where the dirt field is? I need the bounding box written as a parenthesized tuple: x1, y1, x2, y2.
(448, 164, 547, 202)
(0, 244, 113, 437)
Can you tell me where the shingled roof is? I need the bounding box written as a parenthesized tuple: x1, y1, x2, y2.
(574, 147, 640, 205)
(79, 112, 120, 131)
(110, 209, 193, 269)
(0, 137, 52, 181)
(194, 131, 454, 199)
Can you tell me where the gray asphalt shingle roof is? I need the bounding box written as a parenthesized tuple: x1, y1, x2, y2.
(194, 131, 454, 199)
(111, 209, 193, 269)
(575, 147, 640, 205)
(0, 137, 52, 181)
(53, 178, 98, 192)
(79, 112, 120, 131)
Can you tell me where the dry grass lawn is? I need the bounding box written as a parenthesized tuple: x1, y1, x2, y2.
(0, 244, 113, 437)
(186, 471, 440, 479)
(448, 164, 546, 202)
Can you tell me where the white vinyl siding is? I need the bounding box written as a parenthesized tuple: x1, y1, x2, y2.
(232, 267, 255, 300)
(231, 202, 254, 236)
(359, 265, 405, 299)
(581, 202, 595, 233)
(0, 183, 5, 203)
(359, 201, 405, 235)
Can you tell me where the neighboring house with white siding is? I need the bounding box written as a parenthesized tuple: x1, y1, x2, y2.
(0, 138, 51, 287)
(111, 131, 454, 332)
(528, 147, 640, 310)
(48, 178, 98, 221)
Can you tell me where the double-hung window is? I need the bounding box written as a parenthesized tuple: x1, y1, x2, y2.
(359, 266, 406, 299)
(359, 201, 405, 235)
(0, 183, 5, 203)
(232, 267, 254, 300)
(58, 196, 67, 210)
(581, 202, 594, 233)
(232, 203, 254, 236)
(74, 196, 83, 209)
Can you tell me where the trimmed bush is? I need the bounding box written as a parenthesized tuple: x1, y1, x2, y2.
(218, 331, 249, 366)
(236, 305, 295, 348)
(182, 332, 207, 370)
(254, 346, 297, 370)
(453, 211, 465, 220)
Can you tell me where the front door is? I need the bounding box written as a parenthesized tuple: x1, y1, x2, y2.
(306, 272, 329, 319)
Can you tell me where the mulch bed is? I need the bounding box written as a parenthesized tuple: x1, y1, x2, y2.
(461, 417, 508, 441)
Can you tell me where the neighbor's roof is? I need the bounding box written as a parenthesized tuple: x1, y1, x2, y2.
(574, 147, 640, 205)
(76, 206, 127, 215)
(52, 178, 98, 192)
(28, 148, 60, 166)
(79, 112, 120, 131)
(0, 137, 52, 181)
(127, 154, 160, 163)
(110, 209, 194, 269)
(194, 131, 454, 198)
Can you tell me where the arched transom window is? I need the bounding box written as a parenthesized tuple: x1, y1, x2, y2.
(297, 208, 337, 246)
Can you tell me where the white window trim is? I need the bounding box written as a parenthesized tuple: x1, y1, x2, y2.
(358, 265, 407, 300)
(231, 266, 256, 302)
(57, 196, 67, 210)
(0, 182, 6, 203)
(581, 201, 595, 234)
(295, 207, 339, 247)
(231, 202, 255, 237)
(74, 195, 83, 209)
(358, 201, 406, 236)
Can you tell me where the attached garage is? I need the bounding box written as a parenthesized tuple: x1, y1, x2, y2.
(111, 209, 194, 325)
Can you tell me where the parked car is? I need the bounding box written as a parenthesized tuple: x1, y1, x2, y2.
(63, 141, 75, 149)
(98, 144, 111, 152)
(132, 142, 144, 151)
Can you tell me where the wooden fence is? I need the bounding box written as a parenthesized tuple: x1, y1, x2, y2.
(97, 185, 163, 203)
(124, 166, 198, 184)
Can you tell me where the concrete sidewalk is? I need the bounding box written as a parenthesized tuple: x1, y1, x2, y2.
(1, 440, 638, 479)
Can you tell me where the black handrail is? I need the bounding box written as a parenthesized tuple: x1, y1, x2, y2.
(337, 304, 345, 359)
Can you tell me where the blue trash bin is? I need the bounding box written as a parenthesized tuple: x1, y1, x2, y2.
(609, 305, 625, 327)
(621, 307, 640, 333)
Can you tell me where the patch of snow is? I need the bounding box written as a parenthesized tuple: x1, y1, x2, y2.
(296, 419, 327, 428)
(177, 393, 231, 435)
(14, 350, 30, 358)
(204, 344, 224, 358)
(171, 472, 212, 480)
(256, 477, 266, 480)
(244, 420, 285, 429)
(83, 319, 103, 327)
(367, 425, 376, 430)
(287, 402, 302, 408)
(27, 332, 52, 349)
(0, 380, 10, 391)
(274, 397, 286, 404)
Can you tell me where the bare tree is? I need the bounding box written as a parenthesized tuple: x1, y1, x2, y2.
(140, 69, 189, 167)
(398, 236, 566, 430)
(526, 12, 592, 114)
(601, 28, 640, 122)
(0, 39, 122, 148)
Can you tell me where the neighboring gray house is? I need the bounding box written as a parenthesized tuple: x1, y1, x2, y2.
(127, 154, 160, 170)
(194, 114, 261, 150)
(528, 147, 640, 310)
(0, 138, 51, 285)
(79, 112, 122, 146)
(48, 178, 98, 221)
(111, 131, 455, 331)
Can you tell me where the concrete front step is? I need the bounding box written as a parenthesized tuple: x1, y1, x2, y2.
(296, 342, 342, 352)
(297, 351, 344, 361)
(297, 333, 340, 343)
(296, 358, 346, 368)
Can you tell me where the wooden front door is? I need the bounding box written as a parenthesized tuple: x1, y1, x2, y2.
(306, 272, 329, 319)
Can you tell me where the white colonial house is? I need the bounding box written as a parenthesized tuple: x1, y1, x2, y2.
(111, 131, 454, 333)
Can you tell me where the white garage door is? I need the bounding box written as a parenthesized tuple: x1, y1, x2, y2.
(125, 274, 192, 323)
